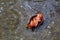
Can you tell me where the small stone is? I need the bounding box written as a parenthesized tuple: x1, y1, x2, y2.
(43, 4, 46, 7)
(52, 21, 54, 24)
(20, 38, 23, 40)
(48, 31, 51, 35)
(15, 31, 17, 34)
(9, 6, 13, 9)
(0, 11, 1, 12)
(1, 2, 4, 5)
(33, 32, 36, 34)
(20, 6, 23, 8)
(19, 12, 21, 14)
(43, 5, 46, 8)
(14, 16, 17, 18)
(0, 7, 3, 10)
(15, 36, 19, 39)
(0, 13, 2, 16)
(56, 2, 59, 4)
(48, 31, 51, 34)
(47, 26, 51, 29)
(9, 1, 13, 4)
(2, 32, 5, 35)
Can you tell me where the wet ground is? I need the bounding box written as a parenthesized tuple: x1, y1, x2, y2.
(0, 0, 60, 40)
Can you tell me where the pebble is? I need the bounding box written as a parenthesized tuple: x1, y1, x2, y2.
(48, 31, 51, 34)
(56, 1, 59, 4)
(15, 36, 19, 39)
(9, 1, 13, 4)
(47, 26, 51, 29)
(48, 31, 51, 35)
(9, 6, 13, 9)
(52, 21, 54, 24)
(0, 7, 3, 10)
(20, 5, 23, 8)
(19, 12, 21, 14)
(0, 10, 2, 13)
(20, 38, 23, 40)
(43, 5, 46, 8)
(0, 7, 3, 13)
(1, 2, 4, 5)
